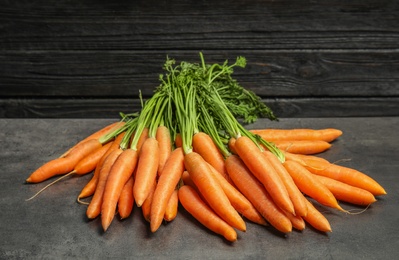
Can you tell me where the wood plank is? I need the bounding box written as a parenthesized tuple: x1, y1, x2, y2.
(1, 51, 398, 97)
(1, 97, 398, 118)
(1, 0, 398, 50)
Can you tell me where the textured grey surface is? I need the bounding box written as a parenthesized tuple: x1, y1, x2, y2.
(1, 118, 398, 259)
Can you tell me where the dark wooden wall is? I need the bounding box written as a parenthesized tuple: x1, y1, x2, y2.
(1, 0, 398, 118)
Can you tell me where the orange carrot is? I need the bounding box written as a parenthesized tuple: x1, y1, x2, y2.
(283, 160, 344, 211)
(86, 149, 123, 219)
(263, 151, 308, 217)
(178, 185, 237, 242)
(77, 133, 126, 202)
(141, 180, 156, 222)
(303, 199, 332, 232)
(135, 127, 149, 154)
(26, 139, 102, 183)
(192, 132, 228, 181)
(118, 175, 134, 219)
(174, 133, 183, 148)
(313, 174, 377, 206)
(225, 155, 292, 233)
(101, 148, 138, 231)
(234, 136, 294, 215)
(284, 211, 306, 231)
(304, 160, 387, 196)
(156, 126, 172, 175)
(164, 189, 179, 222)
(61, 121, 125, 158)
(207, 161, 267, 226)
(283, 152, 330, 167)
(250, 128, 343, 142)
(72, 141, 113, 175)
(273, 140, 331, 155)
(150, 147, 185, 232)
(184, 152, 246, 232)
(228, 137, 237, 154)
(133, 137, 160, 207)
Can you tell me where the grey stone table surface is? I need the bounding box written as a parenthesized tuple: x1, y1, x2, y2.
(1, 117, 398, 260)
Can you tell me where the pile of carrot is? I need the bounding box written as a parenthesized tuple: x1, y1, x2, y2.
(25, 53, 386, 242)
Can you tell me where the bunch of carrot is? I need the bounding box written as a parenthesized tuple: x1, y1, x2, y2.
(25, 53, 386, 242)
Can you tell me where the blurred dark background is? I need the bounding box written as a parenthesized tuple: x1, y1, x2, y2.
(1, 0, 398, 118)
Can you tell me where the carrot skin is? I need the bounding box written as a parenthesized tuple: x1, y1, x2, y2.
(60, 121, 125, 158)
(192, 132, 229, 181)
(101, 148, 138, 231)
(26, 139, 102, 183)
(184, 152, 246, 232)
(250, 128, 343, 142)
(305, 161, 387, 196)
(283, 160, 344, 211)
(73, 141, 113, 175)
(141, 180, 156, 222)
(273, 140, 331, 155)
(234, 136, 295, 215)
(156, 126, 172, 175)
(225, 155, 292, 233)
(118, 175, 135, 219)
(208, 161, 267, 226)
(150, 147, 185, 232)
(86, 149, 123, 219)
(178, 185, 237, 242)
(303, 199, 332, 232)
(164, 189, 179, 222)
(78, 133, 126, 200)
(313, 175, 377, 206)
(133, 137, 160, 207)
(263, 151, 308, 217)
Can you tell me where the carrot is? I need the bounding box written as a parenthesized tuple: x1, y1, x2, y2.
(207, 161, 267, 226)
(77, 133, 126, 202)
(192, 132, 228, 181)
(26, 139, 102, 183)
(225, 155, 292, 233)
(174, 133, 183, 148)
(118, 175, 134, 219)
(133, 137, 160, 207)
(141, 180, 156, 222)
(164, 189, 179, 222)
(263, 151, 308, 217)
(184, 151, 246, 232)
(304, 160, 387, 196)
(227, 137, 237, 154)
(250, 128, 343, 142)
(101, 148, 138, 231)
(313, 175, 377, 206)
(273, 140, 331, 155)
(234, 136, 295, 215)
(150, 147, 185, 232)
(156, 126, 172, 175)
(178, 185, 237, 242)
(86, 149, 123, 219)
(283, 160, 345, 212)
(72, 141, 113, 175)
(283, 152, 330, 167)
(135, 127, 149, 154)
(303, 199, 332, 232)
(60, 121, 125, 158)
(284, 211, 306, 231)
